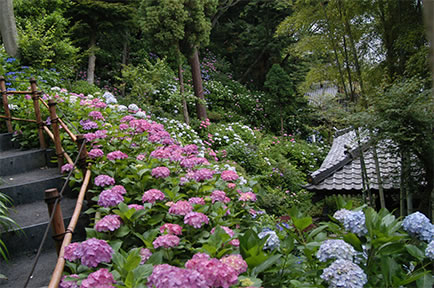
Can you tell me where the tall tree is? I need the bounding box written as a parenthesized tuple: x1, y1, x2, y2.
(0, 0, 18, 57)
(67, 0, 133, 84)
(141, 0, 217, 120)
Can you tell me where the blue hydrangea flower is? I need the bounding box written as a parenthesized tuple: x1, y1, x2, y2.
(402, 212, 433, 242)
(334, 209, 368, 236)
(425, 240, 434, 260)
(258, 229, 280, 250)
(6, 57, 16, 63)
(321, 259, 367, 288)
(316, 239, 356, 262)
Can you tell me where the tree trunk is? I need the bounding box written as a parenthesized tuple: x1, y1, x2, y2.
(87, 31, 97, 85)
(373, 145, 386, 209)
(178, 54, 190, 125)
(188, 48, 207, 120)
(0, 0, 18, 57)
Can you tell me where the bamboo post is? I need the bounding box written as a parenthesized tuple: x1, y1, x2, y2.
(39, 98, 77, 142)
(45, 188, 65, 255)
(0, 76, 13, 132)
(48, 100, 64, 171)
(30, 78, 46, 149)
(43, 126, 74, 165)
(48, 169, 91, 288)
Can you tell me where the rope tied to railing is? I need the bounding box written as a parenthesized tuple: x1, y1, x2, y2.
(23, 140, 87, 288)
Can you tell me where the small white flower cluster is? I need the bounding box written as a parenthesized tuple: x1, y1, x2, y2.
(157, 117, 204, 148)
(103, 91, 117, 104)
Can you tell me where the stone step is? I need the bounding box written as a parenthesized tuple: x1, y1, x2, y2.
(0, 247, 58, 288)
(0, 149, 49, 176)
(1, 198, 88, 257)
(0, 133, 18, 152)
(0, 167, 68, 206)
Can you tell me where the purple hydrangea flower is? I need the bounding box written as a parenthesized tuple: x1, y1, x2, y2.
(77, 238, 113, 267)
(316, 239, 356, 262)
(80, 268, 115, 288)
(107, 150, 128, 160)
(321, 259, 367, 288)
(94, 175, 115, 187)
(98, 189, 124, 207)
(220, 170, 239, 182)
(151, 167, 171, 178)
(142, 189, 165, 204)
(168, 201, 193, 216)
(88, 148, 104, 159)
(147, 264, 207, 288)
(184, 212, 209, 228)
(59, 274, 79, 288)
(94, 215, 122, 232)
(153, 234, 180, 249)
(61, 164, 74, 173)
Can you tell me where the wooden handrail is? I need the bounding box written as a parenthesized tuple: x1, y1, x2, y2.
(43, 126, 74, 165)
(0, 115, 37, 123)
(5, 91, 41, 95)
(48, 168, 92, 288)
(0, 76, 13, 132)
(39, 98, 77, 143)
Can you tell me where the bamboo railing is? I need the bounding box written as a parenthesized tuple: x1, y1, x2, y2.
(0, 76, 92, 286)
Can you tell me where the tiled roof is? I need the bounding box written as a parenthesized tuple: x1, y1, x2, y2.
(306, 129, 401, 191)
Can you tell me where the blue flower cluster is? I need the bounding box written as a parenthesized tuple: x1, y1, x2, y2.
(258, 229, 280, 250)
(333, 209, 368, 236)
(425, 240, 434, 260)
(402, 212, 434, 242)
(321, 259, 367, 288)
(316, 239, 356, 262)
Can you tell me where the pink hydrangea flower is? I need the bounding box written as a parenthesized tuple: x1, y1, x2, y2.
(211, 190, 230, 204)
(151, 167, 171, 178)
(185, 254, 238, 288)
(64, 242, 82, 262)
(111, 185, 126, 195)
(98, 189, 124, 207)
(107, 150, 128, 160)
(84, 132, 97, 142)
(147, 264, 207, 288)
(140, 248, 152, 264)
(120, 115, 135, 123)
(88, 110, 104, 120)
(61, 163, 74, 173)
(119, 123, 129, 130)
(229, 239, 240, 247)
(94, 175, 115, 187)
(168, 201, 193, 216)
(80, 119, 98, 130)
(80, 268, 115, 288)
(153, 234, 180, 249)
(88, 148, 104, 159)
(239, 192, 257, 202)
(220, 254, 248, 275)
(142, 189, 165, 204)
(59, 274, 79, 288)
(188, 197, 205, 205)
(77, 238, 113, 267)
(192, 168, 215, 182)
(184, 212, 209, 228)
(227, 183, 236, 189)
(211, 226, 235, 238)
(150, 148, 171, 159)
(221, 170, 239, 181)
(94, 215, 122, 232)
(95, 129, 108, 139)
(160, 223, 182, 235)
(128, 204, 144, 210)
(136, 154, 146, 161)
(182, 144, 198, 155)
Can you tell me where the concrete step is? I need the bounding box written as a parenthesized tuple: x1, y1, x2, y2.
(0, 247, 57, 288)
(0, 167, 68, 206)
(0, 149, 48, 176)
(0, 133, 18, 152)
(1, 198, 88, 257)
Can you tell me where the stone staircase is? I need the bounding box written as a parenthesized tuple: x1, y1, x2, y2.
(0, 133, 87, 287)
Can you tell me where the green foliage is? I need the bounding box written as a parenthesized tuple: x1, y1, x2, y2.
(70, 80, 101, 96)
(0, 192, 19, 260)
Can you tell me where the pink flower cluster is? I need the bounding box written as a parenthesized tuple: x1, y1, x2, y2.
(151, 166, 171, 178)
(220, 254, 248, 275)
(64, 238, 113, 268)
(221, 170, 239, 182)
(153, 234, 180, 249)
(61, 163, 74, 173)
(94, 175, 115, 187)
(94, 215, 122, 232)
(111, 185, 127, 195)
(107, 150, 128, 160)
(239, 191, 257, 202)
(147, 264, 207, 288)
(160, 223, 182, 235)
(136, 153, 146, 161)
(120, 115, 135, 123)
(168, 201, 193, 215)
(188, 197, 205, 205)
(98, 189, 124, 207)
(211, 190, 230, 204)
(119, 123, 129, 130)
(211, 226, 235, 238)
(128, 204, 144, 210)
(59, 274, 79, 288)
(80, 119, 98, 130)
(140, 248, 152, 264)
(199, 118, 211, 129)
(192, 168, 215, 182)
(84, 129, 107, 142)
(184, 212, 209, 228)
(142, 189, 165, 204)
(88, 110, 104, 120)
(88, 148, 104, 159)
(81, 268, 115, 288)
(185, 253, 239, 288)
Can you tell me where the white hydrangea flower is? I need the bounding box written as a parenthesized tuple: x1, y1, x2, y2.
(128, 104, 139, 112)
(116, 105, 128, 112)
(316, 239, 356, 262)
(134, 111, 146, 118)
